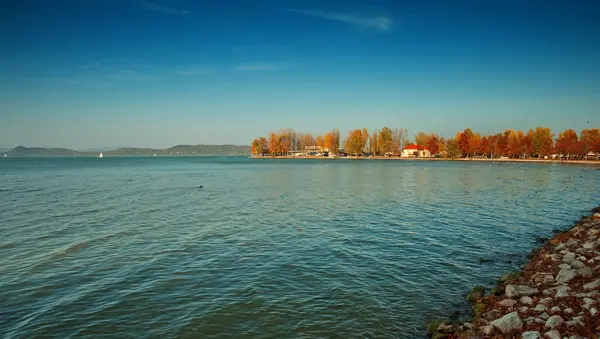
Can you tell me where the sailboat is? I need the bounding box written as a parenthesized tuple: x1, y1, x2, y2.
(99, 152, 103, 158)
(3, 154, 6, 158)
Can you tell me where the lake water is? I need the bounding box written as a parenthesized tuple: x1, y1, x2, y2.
(1, 157, 599, 338)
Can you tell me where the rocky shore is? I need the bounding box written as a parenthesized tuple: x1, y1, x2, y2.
(428, 207, 600, 339)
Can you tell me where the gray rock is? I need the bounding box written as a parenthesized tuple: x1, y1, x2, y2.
(544, 330, 561, 339)
(463, 322, 474, 329)
(490, 311, 523, 334)
(542, 289, 552, 296)
(539, 297, 553, 305)
(576, 255, 587, 261)
(590, 307, 598, 316)
(575, 266, 592, 276)
(566, 238, 578, 247)
(555, 269, 576, 283)
(558, 263, 571, 270)
(562, 252, 576, 262)
(565, 316, 584, 327)
(583, 278, 600, 290)
(505, 285, 539, 298)
(555, 243, 566, 251)
(570, 260, 585, 269)
(583, 297, 595, 305)
(482, 324, 494, 335)
(568, 336, 584, 339)
(540, 312, 550, 320)
(519, 306, 529, 313)
(583, 242, 597, 250)
(499, 299, 518, 308)
(521, 331, 541, 339)
(575, 248, 583, 254)
(588, 259, 595, 264)
(534, 304, 548, 312)
(437, 323, 456, 333)
(564, 307, 573, 314)
(555, 286, 571, 298)
(520, 296, 533, 305)
(544, 315, 564, 329)
(550, 306, 561, 313)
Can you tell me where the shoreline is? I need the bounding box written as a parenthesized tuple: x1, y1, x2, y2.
(250, 156, 600, 165)
(428, 206, 600, 338)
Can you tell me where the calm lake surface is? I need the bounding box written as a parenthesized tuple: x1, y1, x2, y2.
(1, 157, 599, 338)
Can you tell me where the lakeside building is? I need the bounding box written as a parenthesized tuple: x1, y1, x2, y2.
(401, 144, 431, 158)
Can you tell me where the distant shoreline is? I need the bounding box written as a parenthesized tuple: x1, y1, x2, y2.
(249, 155, 600, 165)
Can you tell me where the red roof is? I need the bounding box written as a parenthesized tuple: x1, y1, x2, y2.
(404, 144, 428, 151)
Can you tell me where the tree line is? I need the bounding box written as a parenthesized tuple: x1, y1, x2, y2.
(251, 127, 600, 159)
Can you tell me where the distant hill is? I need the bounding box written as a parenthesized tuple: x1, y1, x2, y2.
(4, 144, 251, 157)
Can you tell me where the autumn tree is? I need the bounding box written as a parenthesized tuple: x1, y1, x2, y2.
(415, 132, 431, 147)
(580, 128, 600, 158)
(445, 138, 461, 159)
(531, 127, 554, 158)
(555, 129, 580, 158)
(457, 128, 475, 157)
(378, 127, 393, 154)
(369, 132, 379, 155)
(268, 132, 279, 156)
(361, 128, 369, 153)
(251, 138, 261, 156)
(521, 129, 534, 158)
(391, 128, 405, 155)
(345, 129, 366, 156)
(427, 134, 440, 155)
(299, 133, 314, 152)
(478, 136, 491, 158)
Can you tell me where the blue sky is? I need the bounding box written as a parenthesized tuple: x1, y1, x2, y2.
(1, 0, 599, 148)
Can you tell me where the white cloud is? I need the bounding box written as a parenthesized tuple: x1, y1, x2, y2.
(287, 9, 392, 32)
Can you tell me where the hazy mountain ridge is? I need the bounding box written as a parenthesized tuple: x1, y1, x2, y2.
(5, 145, 251, 157)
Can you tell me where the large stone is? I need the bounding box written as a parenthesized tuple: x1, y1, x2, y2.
(482, 324, 494, 335)
(558, 263, 571, 270)
(544, 330, 561, 339)
(570, 260, 585, 269)
(505, 285, 539, 298)
(539, 297, 552, 305)
(583, 278, 600, 290)
(565, 316, 584, 327)
(583, 242, 597, 250)
(539, 312, 550, 320)
(534, 304, 547, 312)
(550, 306, 561, 314)
(544, 315, 564, 329)
(520, 296, 533, 305)
(490, 311, 523, 334)
(562, 252, 576, 262)
(555, 268, 576, 283)
(521, 331, 541, 339)
(519, 306, 529, 313)
(575, 267, 592, 277)
(555, 286, 571, 298)
(564, 307, 573, 314)
(590, 307, 598, 316)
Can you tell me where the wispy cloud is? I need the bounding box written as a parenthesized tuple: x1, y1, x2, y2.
(235, 64, 285, 72)
(287, 9, 392, 32)
(136, 0, 191, 15)
(176, 68, 215, 76)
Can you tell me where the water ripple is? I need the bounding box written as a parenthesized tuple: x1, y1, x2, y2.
(0, 158, 599, 338)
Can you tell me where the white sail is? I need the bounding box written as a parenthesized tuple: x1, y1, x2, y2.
(99, 152, 103, 158)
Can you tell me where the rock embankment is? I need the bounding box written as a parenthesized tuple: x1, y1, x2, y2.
(428, 207, 600, 339)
